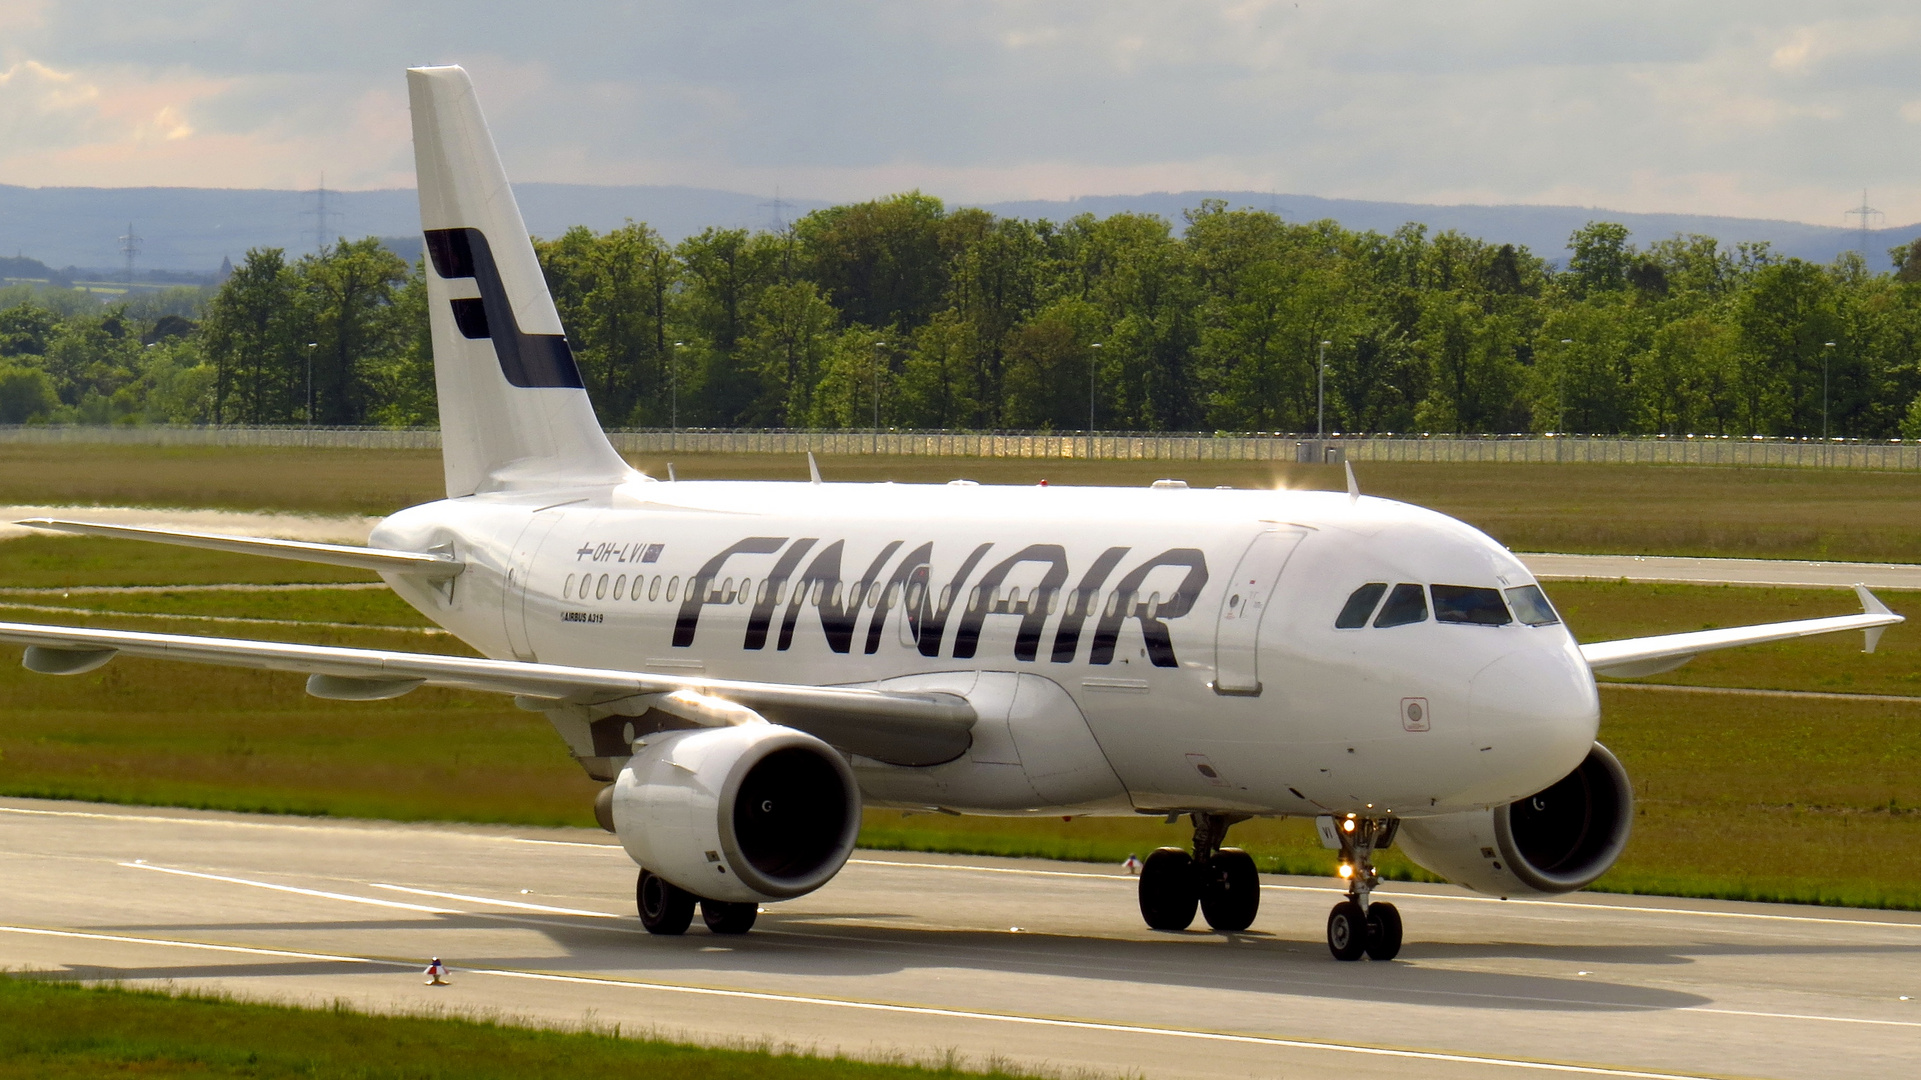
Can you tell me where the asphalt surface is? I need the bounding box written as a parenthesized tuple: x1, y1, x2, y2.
(0, 798, 1915, 1079)
(1519, 552, 1921, 590)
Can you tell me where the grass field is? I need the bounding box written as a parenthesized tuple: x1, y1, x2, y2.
(0, 444, 444, 517)
(0, 975, 1044, 1080)
(638, 452, 1921, 562)
(7, 443, 1921, 560)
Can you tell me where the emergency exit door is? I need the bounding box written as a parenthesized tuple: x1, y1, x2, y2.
(1212, 527, 1308, 695)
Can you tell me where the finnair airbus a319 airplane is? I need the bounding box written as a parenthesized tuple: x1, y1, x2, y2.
(2, 67, 1902, 960)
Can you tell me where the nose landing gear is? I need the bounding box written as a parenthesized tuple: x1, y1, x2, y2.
(1137, 813, 1259, 932)
(1324, 815, 1401, 961)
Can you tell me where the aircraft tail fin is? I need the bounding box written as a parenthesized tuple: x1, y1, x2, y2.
(407, 65, 633, 498)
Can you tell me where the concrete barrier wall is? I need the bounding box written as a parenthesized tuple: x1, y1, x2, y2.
(3, 425, 1917, 469)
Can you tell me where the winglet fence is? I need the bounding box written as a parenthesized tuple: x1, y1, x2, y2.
(2, 425, 1918, 470)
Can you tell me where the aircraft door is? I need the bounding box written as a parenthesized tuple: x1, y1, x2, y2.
(1212, 527, 1308, 695)
(502, 511, 563, 662)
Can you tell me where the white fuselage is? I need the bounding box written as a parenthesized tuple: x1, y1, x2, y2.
(370, 478, 1600, 822)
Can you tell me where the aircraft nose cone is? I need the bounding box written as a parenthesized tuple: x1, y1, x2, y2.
(1466, 639, 1600, 803)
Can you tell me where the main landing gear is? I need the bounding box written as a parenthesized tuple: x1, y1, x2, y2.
(1323, 815, 1401, 962)
(636, 869, 758, 936)
(1138, 813, 1260, 933)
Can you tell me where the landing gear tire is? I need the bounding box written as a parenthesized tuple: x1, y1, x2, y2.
(1326, 900, 1368, 961)
(1138, 847, 1198, 931)
(636, 869, 696, 935)
(1363, 901, 1402, 961)
(701, 899, 759, 935)
(1199, 847, 1260, 932)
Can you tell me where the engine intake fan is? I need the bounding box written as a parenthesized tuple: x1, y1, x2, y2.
(610, 721, 861, 903)
(1394, 742, 1633, 897)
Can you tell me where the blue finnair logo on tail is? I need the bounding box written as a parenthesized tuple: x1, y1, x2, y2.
(424, 227, 585, 390)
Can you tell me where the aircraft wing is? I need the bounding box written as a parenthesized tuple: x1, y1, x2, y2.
(0, 621, 974, 766)
(15, 519, 463, 580)
(1579, 584, 1903, 678)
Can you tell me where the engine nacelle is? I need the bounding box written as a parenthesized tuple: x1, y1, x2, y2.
(610, 724, 861, 904)
(1394, 743, 1633, 898)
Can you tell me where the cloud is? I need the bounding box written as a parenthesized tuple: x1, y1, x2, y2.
(0, 2, 1917, 226)
(0, 60, 108, 149)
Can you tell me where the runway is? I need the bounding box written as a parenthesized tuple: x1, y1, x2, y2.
(1518, 552, 1921, 590)
(0, 799, 1915, 1079)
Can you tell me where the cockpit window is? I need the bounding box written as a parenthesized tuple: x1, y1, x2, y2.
(1335, 583, 1388, 629)
(1432, 584, 1512, 625)
(1505, 584, 1561, 626)
(1373, 583, 1428, 628)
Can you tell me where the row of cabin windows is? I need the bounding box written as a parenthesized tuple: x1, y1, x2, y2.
(558, 572, 1173, 619)
(1335, 582, 1560, 630)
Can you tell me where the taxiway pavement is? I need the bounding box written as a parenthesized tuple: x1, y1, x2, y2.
(0, 797, 1914, 1080)
(1519, 552, 1921, 591)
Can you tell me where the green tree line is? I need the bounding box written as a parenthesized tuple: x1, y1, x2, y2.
(6, 199, 1921, 437)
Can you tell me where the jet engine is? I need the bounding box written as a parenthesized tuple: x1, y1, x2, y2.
(609, 723, 862, 904)
(1394, 743, 1632, 898)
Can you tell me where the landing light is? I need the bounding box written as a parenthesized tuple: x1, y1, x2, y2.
(1338, 863, 1354, 879)
(1342, 818, 1355, 833)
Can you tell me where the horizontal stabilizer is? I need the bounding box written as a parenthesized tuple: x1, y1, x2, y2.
(15, 519, 463, 580)
(1580, 584, 1903, 678)
(0, 620, 974, 766)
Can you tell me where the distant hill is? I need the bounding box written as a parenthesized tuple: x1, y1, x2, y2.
(0, 253, 68, 287)
(2, 182, 1913, 274)
(985, 192, 1921, 271)
(0, 185, 837, 274)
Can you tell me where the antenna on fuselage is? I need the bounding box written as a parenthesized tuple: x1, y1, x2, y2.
(1344, 460, 1360, 503)
(807, 452, 823, 485)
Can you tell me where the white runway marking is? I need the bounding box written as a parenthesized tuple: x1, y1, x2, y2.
(6, 800, 1913, 1079)
(0, 506, 377, 544)
(118, 856, 1921, 1035)
(0, 582, 391, 595)
(5, 800, 1908, 934)
(1518, 552, 1921, 590)
(0, 924, 397, 967)
(0, 921, 1743, 1080)
(368, 883, 620, 918)
(121, 862, 459, 914)
(1600, 681, 1921, 704)
(0, 599, 443, 634)
(853, 856, 1921, 931)
(508, 837, 625, 851)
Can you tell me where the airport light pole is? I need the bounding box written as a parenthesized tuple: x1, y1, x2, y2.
(1559, 339, 1573, 434)
(1088, 343, 1103, 459)
(306, 342, 317, 428)
(1317, 340, 1331, 439)
(671, 341, 683, 451)
(1558, 339, 1573, 462)
(1823, 341, 1836, 464)
(872, 340, 886, 454)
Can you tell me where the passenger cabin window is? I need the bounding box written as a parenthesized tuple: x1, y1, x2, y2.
(1432, 584, 1512, 625)
(1373, 583, 1428, 628)
(1336, 583, 1388, 629)
(1505, 584, 1561, 626)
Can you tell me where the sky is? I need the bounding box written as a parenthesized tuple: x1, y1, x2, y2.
(2, 1, 1919, 226)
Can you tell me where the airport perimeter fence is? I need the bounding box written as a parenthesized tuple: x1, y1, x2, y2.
(3, 424, 1921, 470)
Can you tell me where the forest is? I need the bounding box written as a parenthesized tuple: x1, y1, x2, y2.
(4, 195, 1921, 438)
